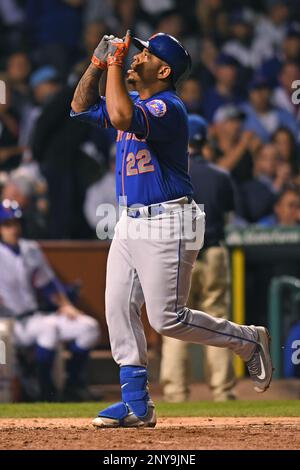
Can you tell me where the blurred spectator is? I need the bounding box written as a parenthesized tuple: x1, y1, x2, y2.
(155, 8, 184, 38)
(212, 104, 261, 182)
(256, 1, 290, 51)
(0, 0, 24, 26)
(31, 66, 62, 107)
(84, 149, 117, 239)
(140, 0, 175, 16)
(19, 66, 62, 148)
(275, 158, 294, 189)
(84, 0, 115, 25)
(81, 20, 108, 58)
(0, 0, 26, 61)
(192, 38, 218, 90)
(259, 184, 300, 226)
(259, 22, 300, 87)
(25, 0, 85, 74)
(110, 0, 152, 40)
(0, 82, 24, 174)
(0, 0, 24, 27)
(155, 8, 200, 62)
(5, 51, 32, 119)
(2, 173, 35, 208)
(202, 53, 243, 122)
(272, 126, 299, 170)
(31, 84, 104, 239)
(272, 61, 300, 124)
(222, 9, 273, 74)
(195, 0, 229, 45)
(1, 171, 49, 239)
(237, 143, 290, 223)
(70, 20, 109, 85)
(178, 77, 203, 115)
(283, 22, 300, 61)
(242, 76, 299, 143)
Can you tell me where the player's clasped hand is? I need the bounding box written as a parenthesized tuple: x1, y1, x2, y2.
(91, 30, 131, 69)
(107, 30, 131, 67)
(91, 34, 115, 70)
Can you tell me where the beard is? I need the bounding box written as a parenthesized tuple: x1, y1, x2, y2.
(126, 76, 136, 84)
(126, 74, 138, 90)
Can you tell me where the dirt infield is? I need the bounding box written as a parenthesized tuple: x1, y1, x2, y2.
(1, 417, 300, 450)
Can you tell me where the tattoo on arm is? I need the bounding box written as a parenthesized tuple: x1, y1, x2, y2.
(72, 64, 103, 112)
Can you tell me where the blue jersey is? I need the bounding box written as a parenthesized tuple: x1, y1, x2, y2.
(70, 90, 193, 207)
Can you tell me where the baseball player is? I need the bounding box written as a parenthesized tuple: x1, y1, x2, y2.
(70, 31, 273, 428)
(0, 200, 100, 401)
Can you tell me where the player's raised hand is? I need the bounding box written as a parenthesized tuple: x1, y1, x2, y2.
(91, 34, 115, 70)
(107, 30, 131, 67)
(124, 29, 131, 49)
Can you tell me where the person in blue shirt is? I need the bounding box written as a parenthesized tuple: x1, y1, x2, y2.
(238, 144, 281, 224)
(259, 23, 300, 88)
(242, 76, 299, 143)
(71, 31, 273, 428)
(259, 185, 300, 227)
(202, 53, 244, 123)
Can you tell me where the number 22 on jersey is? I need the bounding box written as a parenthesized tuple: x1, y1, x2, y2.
(126, 149, 155, 176)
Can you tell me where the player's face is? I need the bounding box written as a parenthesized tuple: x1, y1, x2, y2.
(127, 48, 170, 87)
(0, 220, 21, 245)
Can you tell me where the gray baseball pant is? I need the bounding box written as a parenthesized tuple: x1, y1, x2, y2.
(105, 199, 257, 367)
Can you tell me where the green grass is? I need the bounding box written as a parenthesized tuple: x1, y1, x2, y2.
(0, 401, 300, 419)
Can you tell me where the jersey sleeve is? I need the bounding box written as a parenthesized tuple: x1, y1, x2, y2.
(70, 97, 112, 128)
(128, 98, 181, 141)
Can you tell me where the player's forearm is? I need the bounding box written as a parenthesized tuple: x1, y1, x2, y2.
(51, 291, 72, 309)
(71, 63, 104, 113)
(99, 69, 107, 97)
(106, 65, 133, 130)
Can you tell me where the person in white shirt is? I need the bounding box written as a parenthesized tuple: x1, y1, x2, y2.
(255, 1, 289, 52)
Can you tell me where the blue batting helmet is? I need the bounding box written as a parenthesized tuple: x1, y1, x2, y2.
(0, 200, 22, 224)
(132, 33, 192, 85)
(188, 114, 208, 144)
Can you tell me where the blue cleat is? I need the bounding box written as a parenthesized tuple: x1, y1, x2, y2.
(92, 399, 156, 428)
